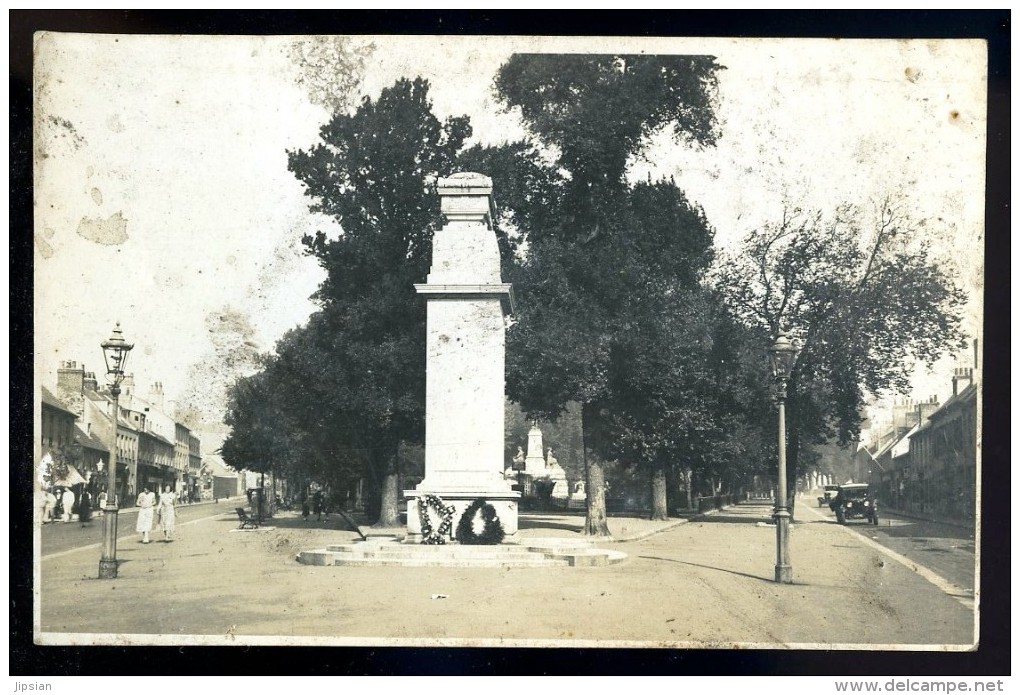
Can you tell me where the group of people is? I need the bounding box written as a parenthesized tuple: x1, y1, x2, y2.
(134, 484, 177, 543)
(301, 489, 331, 522)
(39, 486, 107, 526)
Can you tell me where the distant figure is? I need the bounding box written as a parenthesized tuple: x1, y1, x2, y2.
(301, 491, 310, 521)
(78, 489, 92, 526)
(135, 486, 156, 543)
(34, 489, 48, 525)
(61, 488, 75, 523)
(97, 490, 107, 517)
(43, 490, 57, 524)
(313, 491, 324, 521)
(158, 485, 176, 542)
(546, 448, 558, 467)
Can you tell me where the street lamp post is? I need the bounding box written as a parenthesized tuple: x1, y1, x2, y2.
(98, 323, 133, 580)
(769, 333, 799, 584)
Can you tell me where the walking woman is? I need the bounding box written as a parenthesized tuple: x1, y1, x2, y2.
(78, 488, 92, 526)
(158, 485, 177, 542)
(135, 486, 156, 543)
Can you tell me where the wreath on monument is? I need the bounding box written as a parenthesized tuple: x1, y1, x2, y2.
(455, 498, 506, 545)
(418, 494, 456, 545)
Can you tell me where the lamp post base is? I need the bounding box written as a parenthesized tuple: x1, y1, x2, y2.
(774, 508, 793, 584)
(774, 563, 793, 583)
(98, 504, 120, 580)
(98, 559, 118, 579)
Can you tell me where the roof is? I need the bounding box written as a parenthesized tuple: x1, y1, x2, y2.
(73, 424, 109, 453)
(891, 424, 919, 458)
(838, 483, 870, 490)
(41, 386, 78, 418)
(914, 382, 978, 434)
(203, 454, 238, 478)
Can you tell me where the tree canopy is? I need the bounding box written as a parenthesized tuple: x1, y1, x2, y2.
(224, 77, 470, 524)
(713, 199, 968, 484)
(494, 54, 727, 531)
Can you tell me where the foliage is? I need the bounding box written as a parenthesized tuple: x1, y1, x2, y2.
(495, 54, 723, 196)
(224, 78, 470, 523)
(493, 54, 726, 531)
(454, 498, 506, 545)
(418, 494, 456, 545)
(713, 199, 968, 476)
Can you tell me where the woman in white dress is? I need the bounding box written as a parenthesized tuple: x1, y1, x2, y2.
(135, 486, 155, 543)
(158, 485, 176, 542)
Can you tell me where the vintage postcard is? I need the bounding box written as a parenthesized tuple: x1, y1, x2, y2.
(30, 30, 990, 656)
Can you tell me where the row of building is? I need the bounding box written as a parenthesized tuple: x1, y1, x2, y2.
(852, 343, 979, 521)
(40, 361, 203, 507)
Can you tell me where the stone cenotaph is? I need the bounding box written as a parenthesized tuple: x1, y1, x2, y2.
(405, 172, 520, 543)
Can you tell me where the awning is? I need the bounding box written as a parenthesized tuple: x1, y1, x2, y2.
(51, 463, 87, 487)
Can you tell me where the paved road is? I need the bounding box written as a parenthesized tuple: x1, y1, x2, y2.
(40, 498, 245, 557)
(36, 500, 975, 646)
(800, 501, 976, 596)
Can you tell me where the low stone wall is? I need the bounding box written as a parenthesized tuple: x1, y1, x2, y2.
(696, 494, 735, 513)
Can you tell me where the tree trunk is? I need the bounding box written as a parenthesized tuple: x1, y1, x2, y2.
(372, 446, 401, 528)
(581, 403, 611, 537)
(650, 463, 668, 520)
(787, 425, 800, 522)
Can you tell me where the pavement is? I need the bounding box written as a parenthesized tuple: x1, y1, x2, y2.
(34, 499, 976, 648)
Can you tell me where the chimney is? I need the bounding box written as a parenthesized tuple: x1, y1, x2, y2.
(916, 396, 940, 424)
(122, 373, 135, 397)
(56, 360, 85, 418)
(951, 367, 973, 396)
(149, 381, 165, 411)
(83, 371, 98, 394)
(892, 397, 916, 431)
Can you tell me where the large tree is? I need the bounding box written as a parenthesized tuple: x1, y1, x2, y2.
(713, 199, 968, 500)
(281, 77, 469, 525)
(494, 54, 724, 534)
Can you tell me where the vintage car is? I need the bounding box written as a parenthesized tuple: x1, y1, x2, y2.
(817, 484, 840, 507)
(829, 483, 878, 525)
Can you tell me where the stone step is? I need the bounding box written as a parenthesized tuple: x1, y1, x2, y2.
(325, 543, 535, 555)
(298, 537, 628, 568)
(332, 556, 571, 568)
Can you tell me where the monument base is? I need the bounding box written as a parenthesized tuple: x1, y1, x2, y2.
(405, 489, 521, 544)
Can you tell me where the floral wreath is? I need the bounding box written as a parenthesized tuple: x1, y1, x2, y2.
(455, 498, 506, 545)
(418, 494, 456, 545)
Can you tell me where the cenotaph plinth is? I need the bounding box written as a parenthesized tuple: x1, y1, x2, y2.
(405, 172, 520, 542)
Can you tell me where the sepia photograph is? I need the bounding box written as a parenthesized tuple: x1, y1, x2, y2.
(14, 11, 1008, 677)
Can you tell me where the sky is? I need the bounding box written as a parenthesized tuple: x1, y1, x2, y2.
(33, 34, 987, 434)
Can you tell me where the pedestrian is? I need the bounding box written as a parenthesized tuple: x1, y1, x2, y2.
(97, 489, 107, 517)
(61, 487, 75, 523)
(135, 486, 156, 543)
(34, 489, 49, 526)
(43, 489, 57, 524)
(79, 489, 92, 526)
(158, 484, 176, 542)
(301, 492, 310, 522)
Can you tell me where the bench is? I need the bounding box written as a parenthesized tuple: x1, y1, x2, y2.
(236, 507, 260, 530)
